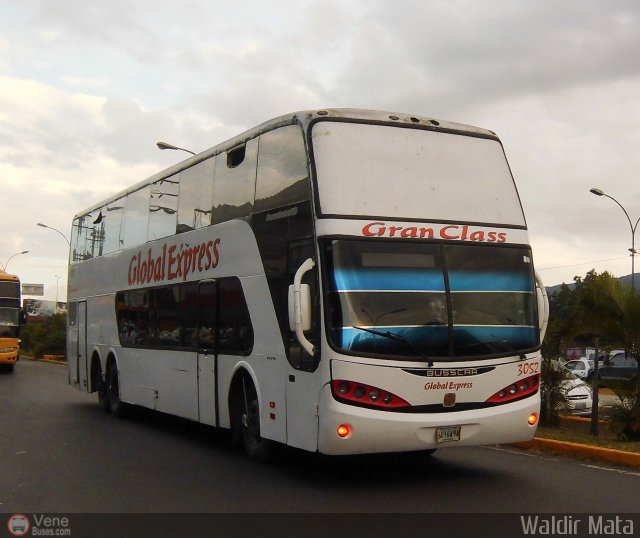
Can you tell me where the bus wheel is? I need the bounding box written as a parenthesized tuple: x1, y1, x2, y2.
(97, 374, 110, 412)
(234, 379, 277, 462)
(94, 360, 109, 412)
(0, 364, 14, 373)
(108, 363, 130, 418)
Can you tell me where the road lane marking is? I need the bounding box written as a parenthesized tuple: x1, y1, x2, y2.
(485, 445, 558, 461)
(580, 463, 640, 478)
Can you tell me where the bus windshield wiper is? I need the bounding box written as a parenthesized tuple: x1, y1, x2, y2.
(352, 326, 434, 367)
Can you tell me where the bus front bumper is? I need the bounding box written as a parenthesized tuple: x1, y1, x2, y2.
(0, 339, 20, 364)
(317, 385, 539, 455)
(0, 348, 19, 364)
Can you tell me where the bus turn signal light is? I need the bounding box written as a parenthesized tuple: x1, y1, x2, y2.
(528, 413, 538, 426)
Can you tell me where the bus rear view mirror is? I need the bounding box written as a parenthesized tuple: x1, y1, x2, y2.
(288, 284, 311, 332)
(289, 257, 316, 356)
(535, 271, 549, 342)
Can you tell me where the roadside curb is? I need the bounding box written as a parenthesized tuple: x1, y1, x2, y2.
(20, 355, 67, 367)
(513, 437, 640, 468)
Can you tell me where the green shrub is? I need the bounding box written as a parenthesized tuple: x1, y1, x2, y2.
(540, 358, 571, 427)
(608, 383, 640, 441)
(20, 314, 66, 358)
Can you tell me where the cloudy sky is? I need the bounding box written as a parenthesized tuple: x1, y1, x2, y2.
(2, 0, 640, 301)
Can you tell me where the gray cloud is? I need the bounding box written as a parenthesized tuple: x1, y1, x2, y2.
(2, 0, 640, 296)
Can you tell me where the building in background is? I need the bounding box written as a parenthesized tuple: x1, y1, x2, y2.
(23, 298, 67, 321)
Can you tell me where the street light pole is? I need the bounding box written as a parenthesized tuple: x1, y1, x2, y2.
(156, 141, 196, 156)
(36, 223, 71, 246)
(54, 275, 60, 307)
(1, 250, 29, 272)
(590, 188, 640, 292)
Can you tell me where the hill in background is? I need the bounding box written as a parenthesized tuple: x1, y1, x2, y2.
(546, 273, 638, 295)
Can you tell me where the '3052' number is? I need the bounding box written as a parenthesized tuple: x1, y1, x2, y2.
(517, 362, 540, 376)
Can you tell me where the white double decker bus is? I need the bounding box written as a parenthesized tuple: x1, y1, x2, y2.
(67, 109, 549, 461)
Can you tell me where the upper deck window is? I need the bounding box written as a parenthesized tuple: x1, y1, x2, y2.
(121, 186, 151, 249)
(311, 122, 526, 226)
(0, 281, 20, 299)
(177, 159, 215, 231)
(211, 138, 258, 224)
(255, 125, 309, 213)
(148, 175, 180, 240)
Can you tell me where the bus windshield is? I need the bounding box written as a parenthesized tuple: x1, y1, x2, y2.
(323, 239, 538, 360)
(311, 121, 526, 226)
(0, 307, 19, 337)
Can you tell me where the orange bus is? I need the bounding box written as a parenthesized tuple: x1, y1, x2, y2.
(0, 270, 23, 372)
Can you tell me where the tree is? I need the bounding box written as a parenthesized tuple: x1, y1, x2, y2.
(542, 282, 580, 360)
(20, 314, 66, 359)
(561, 271, 640, 435)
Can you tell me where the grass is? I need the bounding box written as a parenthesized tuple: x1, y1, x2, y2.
(535, 423, 640, 453)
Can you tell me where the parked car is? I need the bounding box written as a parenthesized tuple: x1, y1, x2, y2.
(589, 352, 639, 390)
(564, 358, 594, 380)
(541, 365, 593, 416)
(563, 371, 593, 416)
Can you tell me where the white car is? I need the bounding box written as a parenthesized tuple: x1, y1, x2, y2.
(564, 371, 593, 416)
(564, 358, 593, 380)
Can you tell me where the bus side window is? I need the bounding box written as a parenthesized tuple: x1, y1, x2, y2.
(68, 302, 78, 327)
(115, 289, 150, 346)
(148, 175, 180, 241)
(255, 125, 309, 213)
(103, 200, 125, 254)
(212, 139, 258, 224)
(121, 186, 151, 249)
(177, 159, 215, 231)
(71, 215, 96, 263)
(218, 278, 254, 355)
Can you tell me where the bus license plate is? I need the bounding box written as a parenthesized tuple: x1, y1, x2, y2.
(436, 425, 461, 443)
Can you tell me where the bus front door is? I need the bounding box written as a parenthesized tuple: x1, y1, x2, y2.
(285, 242, 320, 451)
(197, 280, 217, 426)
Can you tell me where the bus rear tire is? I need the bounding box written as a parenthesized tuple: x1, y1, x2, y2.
(93, 359, 110, 412)
(108, 363, 130, 418)
(97, 375, 110, 412)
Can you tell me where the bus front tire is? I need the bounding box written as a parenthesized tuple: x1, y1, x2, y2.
(232, 378, 278, 462)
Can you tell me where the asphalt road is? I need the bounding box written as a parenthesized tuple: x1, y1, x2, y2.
(2, 360, 640, 515)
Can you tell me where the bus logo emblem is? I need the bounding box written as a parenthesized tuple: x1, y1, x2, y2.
(443, 393, 456, 408)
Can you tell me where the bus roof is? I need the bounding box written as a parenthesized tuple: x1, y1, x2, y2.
(73, 108, 498, 219)
(0, 270, 19, 282)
